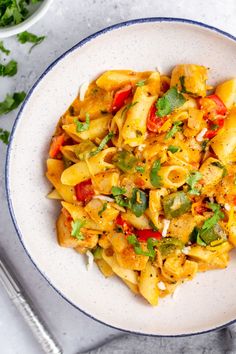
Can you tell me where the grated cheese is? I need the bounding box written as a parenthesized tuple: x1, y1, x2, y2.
(224, 203, 231, 211)
(86, 251, 94, 271)
(79, 81, 90, 101)
(158, 281, 166, 291)
(196, 128, 208, 142)
(182, 246, 190, 255)
(137, 144, 146, 151)
(162, 219, 170, 237)
(93, 195, 114, 202)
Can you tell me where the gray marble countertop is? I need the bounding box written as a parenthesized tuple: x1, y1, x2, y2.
(1, 0, 236, 353)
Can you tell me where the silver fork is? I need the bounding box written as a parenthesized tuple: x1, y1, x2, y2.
(0, 251, 62, 354)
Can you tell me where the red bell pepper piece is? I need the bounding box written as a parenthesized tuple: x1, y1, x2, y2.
(135, 229, 162, 242)
(111, 85, 132, 113)
(49, 133, 65, 158)
(207, 94, 227, 116)
(198, 94, 227, 121)
(147, 103, 168, 133)
(204, 117, 225, 139)
(75, 179, 95, 202)
(116, 214, 134, 235)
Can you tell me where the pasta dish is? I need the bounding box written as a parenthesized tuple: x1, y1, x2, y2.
(46, 65, 236, 306)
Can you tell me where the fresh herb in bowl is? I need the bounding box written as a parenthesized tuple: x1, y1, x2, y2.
(0, 0, 43, 27)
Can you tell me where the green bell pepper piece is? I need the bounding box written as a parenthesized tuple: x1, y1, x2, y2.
(163, 191, 191, 219)
(157, 237, 184, 256)
(112, 150, 137, 173)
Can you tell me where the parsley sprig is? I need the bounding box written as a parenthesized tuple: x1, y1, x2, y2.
(0, 92, 26, 116)
(156, 87, 186, 117)
(71, 219, 86, 240)
(17, 31, 46, 53)
(0, 128, 10, 144)
(186, 171, 202, 195)
(74, 113, 90, 132)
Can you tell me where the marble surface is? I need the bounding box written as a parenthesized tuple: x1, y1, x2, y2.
(1, 0, 236, 353)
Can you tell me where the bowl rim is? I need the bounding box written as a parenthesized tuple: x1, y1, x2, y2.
(5, 17, 236, 337)
(0, 0, 54, 38)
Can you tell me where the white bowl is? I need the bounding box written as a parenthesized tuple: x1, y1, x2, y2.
(6, 18, 236, 336)
(0, 0, 53, 38)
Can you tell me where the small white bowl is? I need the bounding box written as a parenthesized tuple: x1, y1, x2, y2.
(0, 0, 53, 38)
(6, 18, 236, 336)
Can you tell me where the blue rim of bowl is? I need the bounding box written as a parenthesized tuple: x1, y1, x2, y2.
(5, 17, 236, 337)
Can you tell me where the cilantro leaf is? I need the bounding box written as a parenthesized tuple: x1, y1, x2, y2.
(0, 92, 26, 116)
(111, 186, 126, 196)
(136, 80, 146, 87)
(136, 165, 145, 173)
(98, 202, 108, 217)
(74, 113, 90, 132)
(186, 171, 202, 195)
(150, 159, 162, 188)
(0, 60, 17, 77)
(17, 31, 46, 52)
(202, 203, 224, 231)
(71, 219, 86, 240)
(0, 41, 10, 55)
(0, 1, 43, 27)
(156, 87, 186, 117)
(167, 145, 181, 153)
(211, 161, 228, 177)
(165, 121, 183, 140)
(89, 132, 114, 157)
(0, 128, 10, 145)
(127, 234, 156, 258)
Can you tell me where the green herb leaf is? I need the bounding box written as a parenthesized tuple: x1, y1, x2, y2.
(112, 150, 137, 172)
(111, 186, 126, 196)
(113, 195, 129, 208)
(149, 220, 159, 231)
(202, 203, 224, 231)
(89, 132, 114, 157)
(136, 80, 146, 87)
(165, 121, 183, 140)
(98, 202, 108, 217)
(136, 165, 145, 173)
(0, 41, 10, 55)
(156, 87, 186, 117)
(150, 159, 162, 188)
(0, 1, 43, 27)
(71, 219, 86, 240)
(0, 60, 17, 77)
(211, 161, 228, 177)
(74, 113, 90, 132)
(0, 128, 10, 144)
(179, 76, 194, 95)
(17, 31, 46, 52)
(186, 171, 202, 195)
(167, 145, 181, 153)
(0, 92, 26, 116)
(201, 139, 209, 152)
(127, 234, 156, 258)
(129, 188, 148, 217)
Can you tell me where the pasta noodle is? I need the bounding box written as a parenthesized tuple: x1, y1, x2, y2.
(46, 65, 236, 307)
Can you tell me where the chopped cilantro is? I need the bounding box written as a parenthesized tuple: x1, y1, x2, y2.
(0, 1, 43, 27)
(202, 203, 224, 231)
(98, 202, 108, 217)
(0, 128, 10, 144)
(150, 159, 162, 188)
(71, 219, 86, 240)
(0, 41, 10, 55)
(89, 132, 114, 157)
(74, 113, 90, 132)
(167, 145, 181, 153)
(111, 186, 126, 196)
(0, 92, 26, 116)
(211, 161, 228, 177)
(165, 121, 183, 140)
(186, 171, 202, 195)
(156, 87, 186, 117)
(17, 31, 46, 52)
(0, 60, 17, 77)
(127, 234, 156, 258)
(136, 80, 146, 87)
(136, 165, 145, 173)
